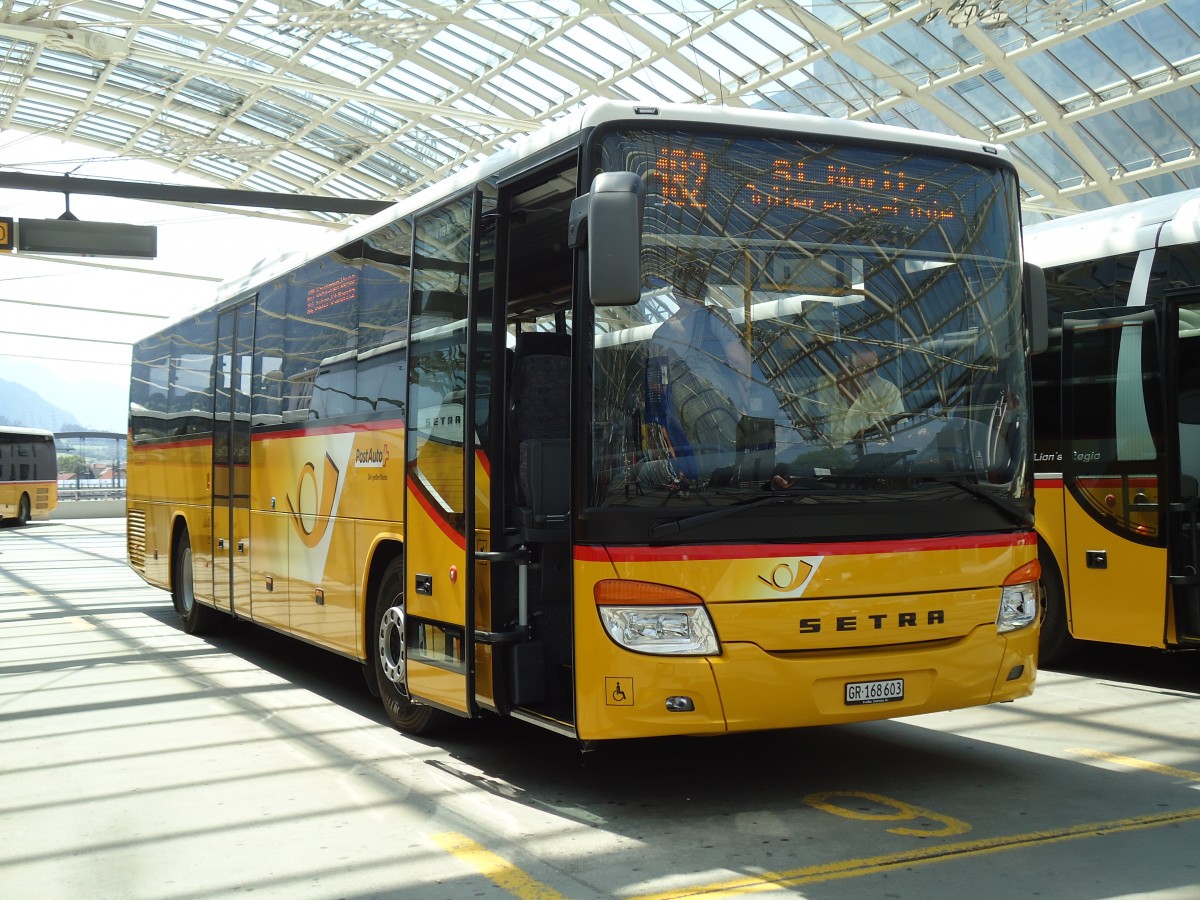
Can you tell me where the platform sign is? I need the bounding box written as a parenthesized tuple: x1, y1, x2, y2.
(16, 218, 157, 258)
(0, 217, 12, 252)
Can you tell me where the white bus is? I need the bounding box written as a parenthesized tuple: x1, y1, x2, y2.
(1025, 188, 1200, 662)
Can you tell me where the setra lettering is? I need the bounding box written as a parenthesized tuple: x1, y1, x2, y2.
(800, 610, 946, 634)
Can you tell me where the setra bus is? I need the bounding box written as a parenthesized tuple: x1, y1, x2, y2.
(0, 426, 57, 526)
(1026, 188, 1200, 664)
(127, 101, 1044, 741)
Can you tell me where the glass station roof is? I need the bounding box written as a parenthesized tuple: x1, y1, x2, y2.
(0, 0, 1196, 223)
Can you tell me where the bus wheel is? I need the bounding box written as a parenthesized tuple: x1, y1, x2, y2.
(1038, 543, 1077, 667)
(15, 494, 30, 526)
(372, 557, 448, 735)
(172, 529, 222, 635)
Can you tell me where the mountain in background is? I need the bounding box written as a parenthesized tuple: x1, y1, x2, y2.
(0, 361, 128, 433)
(0, 378, 84, 431)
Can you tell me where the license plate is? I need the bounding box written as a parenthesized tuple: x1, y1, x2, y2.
(845, 678, 904, 705)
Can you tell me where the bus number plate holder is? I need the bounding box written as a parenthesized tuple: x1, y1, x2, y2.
(845, 678, 904, 705)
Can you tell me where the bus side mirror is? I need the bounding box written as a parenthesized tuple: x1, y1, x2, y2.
(1024, 262, 1048, 355)
(568, 172, 645, 306)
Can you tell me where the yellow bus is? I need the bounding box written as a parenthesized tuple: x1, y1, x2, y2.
(0, 426, 57, 526)
(127, 101, 1044, 741)
(1027, 188, 1200, 664)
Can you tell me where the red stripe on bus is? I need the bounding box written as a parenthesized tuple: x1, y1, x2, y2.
(407, 473, 467, 550)
(575, 531, 1035, 563)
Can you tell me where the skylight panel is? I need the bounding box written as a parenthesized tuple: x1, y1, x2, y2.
(358, 151, 421, 188)
(482, 70, 555, 116)
(272, 149, 332, 183)
(106, 59, 180, 95)
(933, 85, 1000, 133)
(192, 154, 249, 182)
(154, 0, 242, 27)
(1016, 51, 1089, 107)
(610, 70, 694, 103)
(376, 62, 454, 104)
(1087, 20, 1164, 78)
(304, 36, 388, 84)
(466, 1, 552, 44)
(208, 46, 275, 74)
(608, 0, 694, 44)
(1033, 130, 1097, 189)
(240, 100, 309, 139)
(1130, 5, 1200, 64)
(176, 78, 246, 117)
(26, 76, 91, 102)
(228, 22, 310, 58)
(335, 102, 401, 140)
(244, 169, 298, 194)
(562, 17, 644, 67)
(420, 26, 502, 80)
(323, 171, 381, 200)
(541, 35, 612, 82)
(751, 84, 830, 117)
(1113, 99, 1190, 163)
(1154, 86, 1200, 148)
(686, 32, 759, 84)
(129, 26, 205, 59)
(303, 124, 367, 164)
(11, 99, 73, 129)
(875, 100, 954, 136)
(808, 0, 866, 34)
(158, 108, 215, 137)
(75, 115, 138, 145)
(945, 71, 1025, 125)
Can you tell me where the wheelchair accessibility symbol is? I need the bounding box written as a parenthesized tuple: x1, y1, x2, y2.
(605, 677, 633, 706)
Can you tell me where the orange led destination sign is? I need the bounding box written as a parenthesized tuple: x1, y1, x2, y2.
(653, 148, 956, 221)
(306, 272, 358, 315)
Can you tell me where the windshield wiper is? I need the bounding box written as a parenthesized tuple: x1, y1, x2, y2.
(926, 476, 1033, 527)
(648, 491, 803, 539)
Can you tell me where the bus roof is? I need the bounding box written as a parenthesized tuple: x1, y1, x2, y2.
(214, 99, 1013, 307)
(1024, 187, 1200, 268)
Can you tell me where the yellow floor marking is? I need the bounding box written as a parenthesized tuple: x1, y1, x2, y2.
(429, 831, 569, 900)
(1069, 748, 1200, 783)
(629, 806, 1200, 899)
(434, 750, 1200, 900)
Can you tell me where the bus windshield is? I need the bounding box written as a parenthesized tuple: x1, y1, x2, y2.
(588, 128, 1027, 530)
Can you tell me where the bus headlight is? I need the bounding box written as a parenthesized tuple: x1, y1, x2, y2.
(997, 582, 1039, 633)
(595, 579, 721, 656)
(997, 559, 1041, 633)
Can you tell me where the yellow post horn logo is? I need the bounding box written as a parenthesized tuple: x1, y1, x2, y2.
(758, 559, 814, 593)
(287, 453, 341, 548)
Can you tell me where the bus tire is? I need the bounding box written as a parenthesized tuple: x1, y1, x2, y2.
(14, 493, 31, 526)
(372, 557, 449, 735)
(1038, 541, 1077, 667)
(172, 529, 223, 635)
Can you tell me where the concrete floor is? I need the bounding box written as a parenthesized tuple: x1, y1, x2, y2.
(2, 517, 1199, 899)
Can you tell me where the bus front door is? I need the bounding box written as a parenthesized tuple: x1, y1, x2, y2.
(402, 188, 495, 716)
(1165, 288, 1200, 643)
(213, 302, 254, 619)
(1061, 307, 1169, 648)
